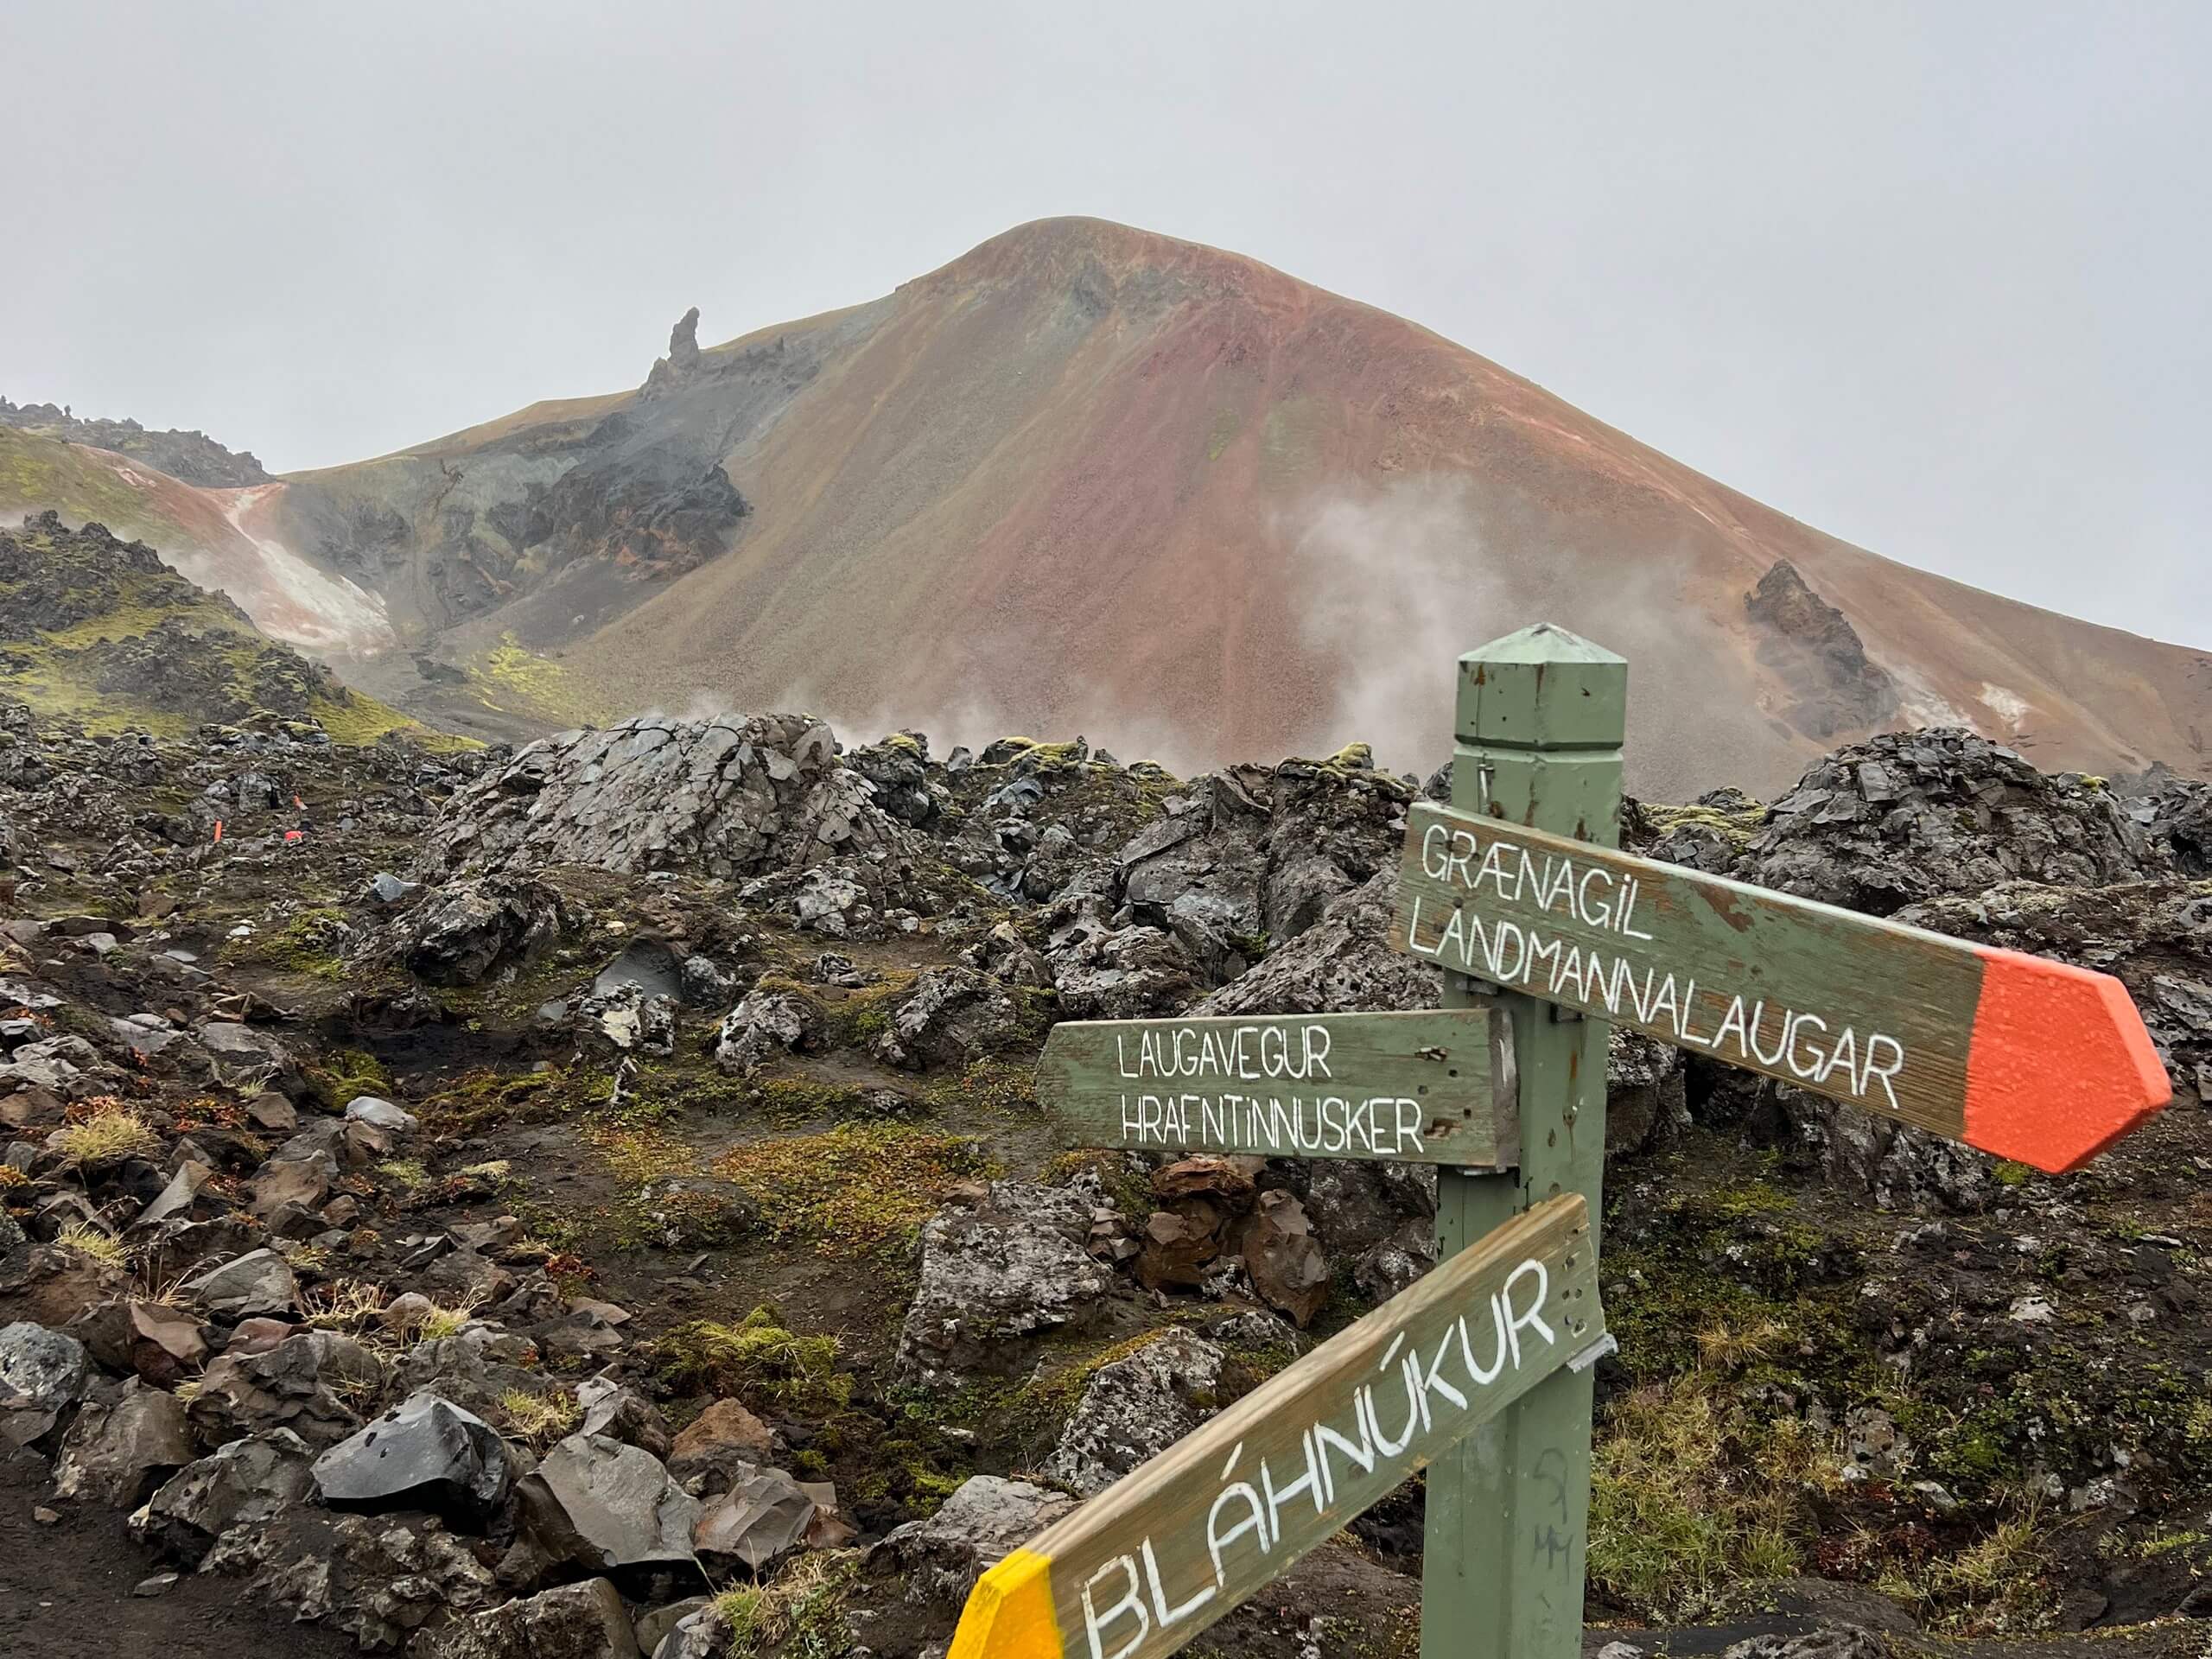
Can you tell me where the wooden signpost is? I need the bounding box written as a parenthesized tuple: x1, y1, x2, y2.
(949, 1193, 1605, 1659)
(1036, 1008, 1517, 1166)
(957, 621, 2171, 1659)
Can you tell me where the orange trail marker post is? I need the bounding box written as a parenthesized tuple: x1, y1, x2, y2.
(946, 1193, 1605, 1659)
(1389, 800, 2171, 1173)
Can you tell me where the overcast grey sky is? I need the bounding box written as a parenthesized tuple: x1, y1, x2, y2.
(5, 2, 2206, 645)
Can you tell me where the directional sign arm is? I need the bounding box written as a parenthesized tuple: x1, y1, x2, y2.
(947, 1193, 1604, 1659)
(1035, 1008, 1517, 1167)
(1389, 802, 2169, 1171)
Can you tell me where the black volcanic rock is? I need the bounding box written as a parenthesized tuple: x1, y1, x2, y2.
(1745, 558, 1901, 740)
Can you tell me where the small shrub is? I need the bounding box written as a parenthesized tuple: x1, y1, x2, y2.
(715, 1553, 860, 1658)
(1591, 1374, 1843, 1621)
(408, 1294, 484, 1343)
(1880, 1505, 2056, 1634)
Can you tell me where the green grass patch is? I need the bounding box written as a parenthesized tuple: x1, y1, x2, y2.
(652, 1306, 855, 1415)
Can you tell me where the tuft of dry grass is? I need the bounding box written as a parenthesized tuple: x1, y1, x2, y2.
(1879, 1503, 2056, 1634)
(55, 1220, 129, 1267)
(497, 1387, 581, 1448)
(55, 1104, 161, 1166)
(302, 1278, 388, 1331)
(385, 1291, 485, 1344)
(713, 1552, 860, 1656)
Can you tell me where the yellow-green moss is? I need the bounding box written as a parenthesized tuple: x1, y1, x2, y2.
(712, 1122, 995, 1258)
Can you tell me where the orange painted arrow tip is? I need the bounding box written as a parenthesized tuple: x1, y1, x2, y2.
(1964, 949, 2171, 1173)
(948, 1548, 1062, 1659)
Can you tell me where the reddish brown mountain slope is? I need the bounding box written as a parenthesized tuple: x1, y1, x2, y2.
(569, 219, 2212, 791)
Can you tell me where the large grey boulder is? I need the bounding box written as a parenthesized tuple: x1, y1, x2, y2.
(420, 1576, 643, 1659)
(711, 985, 822, 1077)
(1751, 1081, 1997, 1215)
(874, 965, 1023, 1069)
(413, 714, 912, 883)
(182, 1247, 297, 1319)
(52, 1377, 194, 1505)
(393, 1324, 552, 1419)
(0, 1319, 91, 1446)
(1710, 729, 2169, 914)
(246, 1510, 503, 1649)
(1046, 920, 1200, 1020)
(1040, 1329, 1226, 1497)
(312, 1391, 512, 1522)
(518, 1432, 702, 1577)
(894, 1182, 1112, 1384)
(193, 1020, 291, 1076)
(870, 1474, 1077, 1610)
(366, 875, 572, 987)
(132, 1427, 317, 1563)
(1116, 773, 1270, 977)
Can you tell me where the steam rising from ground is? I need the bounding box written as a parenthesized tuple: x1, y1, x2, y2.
(1280, 475, 1774, 792)
(646, 474, 1786, 794)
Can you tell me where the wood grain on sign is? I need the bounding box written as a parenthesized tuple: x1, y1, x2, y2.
(1035, 1008, 1516, 1167)
(946, 1193, 1604, 1659)
(1389, 801, 2170, 1172)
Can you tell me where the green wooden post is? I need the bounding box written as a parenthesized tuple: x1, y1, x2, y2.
(1421, 623, 1624, 1659)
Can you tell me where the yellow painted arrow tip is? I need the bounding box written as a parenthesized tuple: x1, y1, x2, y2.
(949, 1547, 1063, 1659)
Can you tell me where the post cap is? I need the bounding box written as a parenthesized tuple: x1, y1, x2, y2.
(1457, 623, 1626, 748)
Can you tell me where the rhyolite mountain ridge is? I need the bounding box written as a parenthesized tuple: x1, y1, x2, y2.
(5, 217, 2208, 792)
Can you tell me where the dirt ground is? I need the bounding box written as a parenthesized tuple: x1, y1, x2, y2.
(0, 1450, 353, 1658)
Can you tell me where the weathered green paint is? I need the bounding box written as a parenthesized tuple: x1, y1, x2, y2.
(1035, 1008, 1518, 1166)
(947, 1194, 1605, 1659)
(1422, 623, 1621, 1659)
(1390, 798, 1985, 1137)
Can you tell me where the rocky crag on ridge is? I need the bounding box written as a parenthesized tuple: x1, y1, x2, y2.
(0, 396, 269, 489)
(0, 697, 2208, 1658)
